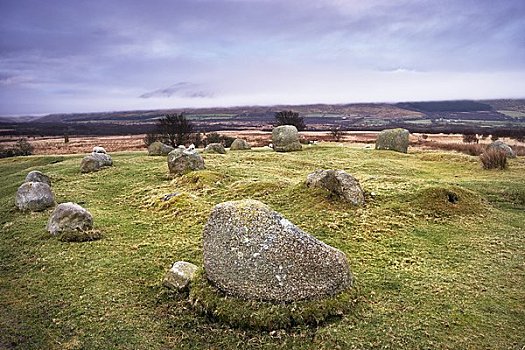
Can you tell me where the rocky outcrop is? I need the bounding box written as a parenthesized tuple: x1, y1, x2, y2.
(15, 182, 55, 211)
(306, 169, 365, 205)
(80, 153, 113, 173)
(272, 125, 302, 152)
(203, 200, 352, 302)
(375, 128, 410, 153)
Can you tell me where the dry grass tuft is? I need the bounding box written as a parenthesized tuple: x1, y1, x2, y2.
(480, 149, 508, 170)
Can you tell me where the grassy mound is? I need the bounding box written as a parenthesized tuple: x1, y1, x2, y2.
(189, 269, 358, 330)
(410, 185, 488, 217)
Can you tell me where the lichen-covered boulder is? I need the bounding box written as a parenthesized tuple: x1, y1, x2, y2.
(375, 128, 410, 153)
(25, 170, 51, 186)
(272, 125, 302, 152)
(203, 199, 352, 302)
(204, 143, 226, 154)
(80, 153, 113, 173)
(148, 141, 174, 156)
(15, 182, 55, 211)
(230, 139, 251, 150)
(47, 202, 93, 235)
(487, 140, 516, 158)
(163, 261, 198, 291)
(306, 169, 365, 205)
(167, 146, 205, 175)
(92, 146, 106, 154)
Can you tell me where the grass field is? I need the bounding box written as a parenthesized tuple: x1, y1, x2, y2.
(0, 144, 524, 349)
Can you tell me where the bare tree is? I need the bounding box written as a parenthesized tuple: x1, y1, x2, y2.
(330, 126, 346, 142)
(274, 110, 306, 131)
(158, 113, 194, 147)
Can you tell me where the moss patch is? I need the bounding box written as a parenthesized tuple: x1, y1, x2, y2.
(189, 269, 358, 330)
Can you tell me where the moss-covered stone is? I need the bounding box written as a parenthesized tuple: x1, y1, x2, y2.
(189, 269, 357, 330)
(375, 128, 410, 153)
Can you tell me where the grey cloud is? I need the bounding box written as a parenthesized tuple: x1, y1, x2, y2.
(140, 82, 214, 99)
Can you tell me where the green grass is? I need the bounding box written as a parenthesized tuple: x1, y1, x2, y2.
(1, 144, 524, 349)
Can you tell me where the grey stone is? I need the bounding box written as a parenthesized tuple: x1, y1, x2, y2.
(15, 182, 55, 211)
(230, 139, 251, 150)
(272, 125, 302, 152)
(148, 141, 174, 156)
(163, 261, 199, 291)
(25, 170, 51, 186)
(487, 140, 516, 158)
(375, 128, 410, 153)
(47, 202, 93, 235)
(203, 199, 352, 302)
(167, 147, 205, 175)
(92, 146, 107, 154)
(80, 153, 113, 173)
(204, 143, 226, 154)
(306, 170, 365, 205)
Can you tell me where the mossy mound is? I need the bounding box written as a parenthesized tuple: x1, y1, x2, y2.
(57, 229, 102, 242)
(411, 185, 487, 217)
(189, 269, 357, 330)
(173, 170, 228, 190)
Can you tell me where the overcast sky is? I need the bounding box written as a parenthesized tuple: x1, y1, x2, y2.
(1, 0, 524, 115)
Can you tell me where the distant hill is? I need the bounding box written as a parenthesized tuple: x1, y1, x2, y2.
(1, 99, 524, 138)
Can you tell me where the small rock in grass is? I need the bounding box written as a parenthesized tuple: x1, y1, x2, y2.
(148, 141, 174, 156)
(15, 182, 55, 211)
(230, 139, 251, 150)
(204, 143, 226, 154)
(163, 261, 199, 291)
(272, 125, 302, 152)
(306, 169, 365, 205)
(167, 146, 205, 175)
(487, 140, 516, 158)
(25, 170, 51, 186)
(375, 128, 410, 153)
(47, 202, 94, 237)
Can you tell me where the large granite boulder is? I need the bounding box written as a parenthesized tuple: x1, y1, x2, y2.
(148, 141, 174, 156)
(230, 139, 251, 150)
(375, 128, 410, 153)
(163, 261, 198, 291)
(306, 169, 365, 205)
(80, 153, 113, 173)
(204, 143, 226, 154)
(167, 146, 205, 175)
(47, 202, 93, 235)
(272, 125, 302, 152)
(25, 170, 51, 186)
(15, 182, 55, 211)
(487, 140, 516, 158)
(203, 200, 352, 302)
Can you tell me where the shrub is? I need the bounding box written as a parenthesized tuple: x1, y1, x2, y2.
(158, 113, 194, 147)
(462, 134, 478, 144)
(330, 126, 346, 141)
(143, 132, 159, 146)
(480, 149, 507, 170)
(274, 110, 306, 131)
(0, 138, 34, 158)
(204, 132, 235, 147)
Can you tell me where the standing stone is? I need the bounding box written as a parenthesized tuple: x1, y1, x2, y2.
(25, 170, 51, 186)
(306, 169, 365, 205)
(375, 128, 410, 153)
(230, 139, 251, 150)
(203, 199, 352, 302)
(272, 125, 302, 152)
(487, 140, 516, 158)
(92, 146, 107, 154)
(47, 202, 93, 235)
(148, 141, 174, 156)
(15, 182, 55, 211)
(163, 261, 199, 291)
(204, 143, 226, 154)
(80, 153, 113, 173)
(167, 146, 205, 175)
